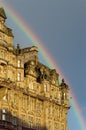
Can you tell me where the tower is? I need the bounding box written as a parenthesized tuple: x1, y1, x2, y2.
(0, 7, 70, 130)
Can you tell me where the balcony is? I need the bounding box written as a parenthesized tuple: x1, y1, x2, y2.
(22, 127, 35, 130)
(0, 78, 16, 89)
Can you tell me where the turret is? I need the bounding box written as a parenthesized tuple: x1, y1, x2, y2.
(60, 79, 69, 107)
(0, 7, 14, 49)
(0, 7, 7, 24)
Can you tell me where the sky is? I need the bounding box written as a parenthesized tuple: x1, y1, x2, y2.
(0, 0, 86, 130)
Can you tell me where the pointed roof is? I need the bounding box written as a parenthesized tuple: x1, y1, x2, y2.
(0, 7, 7, 19)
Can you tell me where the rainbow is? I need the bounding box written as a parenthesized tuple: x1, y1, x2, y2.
(0, 0, 86, 129)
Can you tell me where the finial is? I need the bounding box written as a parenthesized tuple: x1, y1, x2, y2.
(17, 44, 20, 49)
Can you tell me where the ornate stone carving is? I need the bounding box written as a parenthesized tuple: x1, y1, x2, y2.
(0, 7, 70, 130)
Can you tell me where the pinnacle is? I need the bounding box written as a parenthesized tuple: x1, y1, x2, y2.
(0, 7, 7, 19)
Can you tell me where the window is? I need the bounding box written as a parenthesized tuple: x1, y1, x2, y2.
(55, 106, 59, 119)
(28, 116, 33, 128)
(13, 116, 17, 125)
(2, 109, 7, 121)
(29, 97, 34, 111)
(62, 124, 64, 130)
(12, 112, 17, 125)
(0, 51, 3, 58)
(62, 92, 66, 100)
(21, 115, 25, 126)
(18, 73, 21, 81)
(14, 93, 17, 104)
(36, 118, 40, 130)
(44, 84, 47, 92)
(58, 93, 61, 103)
(29, 83, 34, 89)
(18, 60, 21, 67)
(54, 123, 58, 130)
(48, 104, 52, 115)
(48, 121, 51, 130)
(64, 92, 66, 99)
(36, 102, 41, 112)
(22, 96, 26, 108)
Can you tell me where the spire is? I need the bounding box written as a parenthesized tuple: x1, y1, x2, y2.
(0, 7, 7, 19)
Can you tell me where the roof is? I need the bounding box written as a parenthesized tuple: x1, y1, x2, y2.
(0, 7, 7, 19)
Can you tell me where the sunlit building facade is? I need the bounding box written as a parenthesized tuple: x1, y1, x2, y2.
(0, 8, 70, 130)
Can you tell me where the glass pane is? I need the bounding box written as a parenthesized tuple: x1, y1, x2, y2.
(2, 114, 6, 120)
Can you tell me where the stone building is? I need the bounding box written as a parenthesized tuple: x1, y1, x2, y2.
(0, 8, 70, 130)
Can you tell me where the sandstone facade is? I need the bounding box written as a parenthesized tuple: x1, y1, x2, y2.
(0, 8, 70, 130)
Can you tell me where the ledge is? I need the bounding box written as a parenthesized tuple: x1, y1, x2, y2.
(0, 58, 7, 65)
